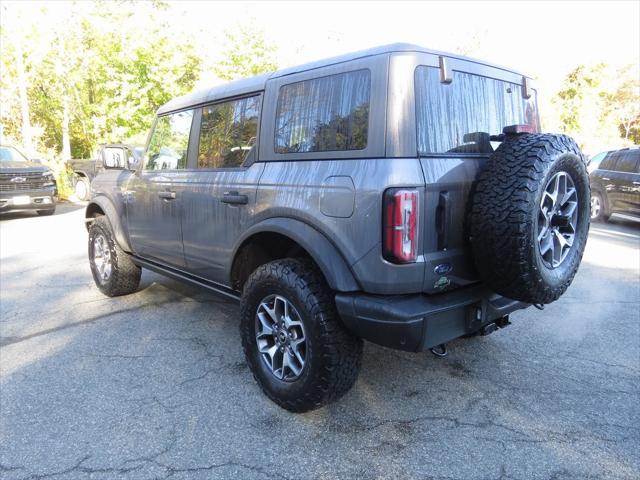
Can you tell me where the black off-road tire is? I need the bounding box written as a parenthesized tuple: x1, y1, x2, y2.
(88, 216, 141, 297)
(240, 258, 363, 413)
(590, 190, 610, 223)
(469, 133, 590, 305)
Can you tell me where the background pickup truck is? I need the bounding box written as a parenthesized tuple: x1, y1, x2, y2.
(68, 144, 143, 200)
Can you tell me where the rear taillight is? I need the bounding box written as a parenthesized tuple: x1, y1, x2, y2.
(383, 188, 418, 264)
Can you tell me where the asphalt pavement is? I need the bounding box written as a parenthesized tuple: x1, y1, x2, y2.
(1, 202, 638, 480)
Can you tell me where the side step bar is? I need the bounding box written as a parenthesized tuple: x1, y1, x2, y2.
(132, 255, 241, 301)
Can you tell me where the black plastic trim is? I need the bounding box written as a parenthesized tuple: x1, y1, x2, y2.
(335, 285, 528, 352)
(133, 255, 240, 301)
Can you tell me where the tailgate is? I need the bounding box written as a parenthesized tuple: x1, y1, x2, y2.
(420, 156, 488, 294)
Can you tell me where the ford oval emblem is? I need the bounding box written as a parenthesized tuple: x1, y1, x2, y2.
(434, 263, 452, 275)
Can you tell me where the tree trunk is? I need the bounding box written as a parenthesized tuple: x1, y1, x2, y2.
(61, 94, 71, 160)
(15, 36, 32, 155)
(57, 35, 72, 160)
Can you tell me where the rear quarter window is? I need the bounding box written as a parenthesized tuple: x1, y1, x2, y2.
(615, 150, 640, 173)
(274, 69, 370, 154)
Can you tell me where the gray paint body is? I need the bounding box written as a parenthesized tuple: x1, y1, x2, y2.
(87, 44, 536, 296)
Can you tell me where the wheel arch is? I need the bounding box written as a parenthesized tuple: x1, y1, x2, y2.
(85, 197, 132, 252)
(230, 218, 360, 293)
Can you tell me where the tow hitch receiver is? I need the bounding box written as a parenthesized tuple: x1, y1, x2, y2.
(480, 315, 511, 336)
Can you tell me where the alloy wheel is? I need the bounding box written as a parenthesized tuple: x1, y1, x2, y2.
(537, 171, 579, 268)
(92, 234, 112, 284)
(255, 295, 307, 382)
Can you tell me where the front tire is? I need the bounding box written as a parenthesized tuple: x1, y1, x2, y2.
(590, 191, 610, 222)
(240, 258, 362, 413)
(88, 216, 141, 297)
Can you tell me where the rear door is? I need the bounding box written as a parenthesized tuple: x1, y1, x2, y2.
(181, 94, 264, 285)
(125, 109, 194, 267)
(413, 63, 540, 293)
(610, 149, 640, 215)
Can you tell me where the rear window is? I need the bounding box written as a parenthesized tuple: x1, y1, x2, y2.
(274, 69, 370, 154)
(415, 66, 540, 155)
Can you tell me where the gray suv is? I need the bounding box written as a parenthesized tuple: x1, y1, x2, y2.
(86, 44, 590, 412)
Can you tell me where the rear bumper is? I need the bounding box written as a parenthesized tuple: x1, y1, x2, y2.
(335, 286, 529, 352)
(0, 188, 57, 212)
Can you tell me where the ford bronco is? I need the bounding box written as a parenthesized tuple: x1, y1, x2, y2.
(85, 44, 590, 412)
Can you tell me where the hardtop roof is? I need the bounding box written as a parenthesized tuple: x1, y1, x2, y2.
(157, 43, 530, 115)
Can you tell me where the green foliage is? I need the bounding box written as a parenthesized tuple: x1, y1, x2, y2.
(1, 1, 202, 160)
(214, 24, 278, 81)
(1, 3, 279, 165)
(553, 63, 639, 153)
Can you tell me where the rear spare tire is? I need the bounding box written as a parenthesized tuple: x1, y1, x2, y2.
(469, 133, 590, 305)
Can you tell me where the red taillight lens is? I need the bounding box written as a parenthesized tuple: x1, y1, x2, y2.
(383, 188, 418, 264)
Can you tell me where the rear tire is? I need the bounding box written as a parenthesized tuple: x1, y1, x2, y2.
(74, 176, 91, 201)
(469, 134, 590, 305)
(88, 216, 141, 297)
(240, 258, 362, 412)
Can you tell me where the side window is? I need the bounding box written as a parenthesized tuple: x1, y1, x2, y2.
(198, 96, 260, 169)
(599, 152, 616, 171)
(145, 110, 194, 171)
(615, 150, 640, 174)
(274, 69, 370, 154)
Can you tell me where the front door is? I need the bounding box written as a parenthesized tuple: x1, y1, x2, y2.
(126, 109, 194, 267)
(181, 95, 263, 285)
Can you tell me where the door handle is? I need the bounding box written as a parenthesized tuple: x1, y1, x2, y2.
(221, 191, 248, 205)
(602, 177, 610, 181)
(158, 190, 176, 200)
(633, 181, 640, 185)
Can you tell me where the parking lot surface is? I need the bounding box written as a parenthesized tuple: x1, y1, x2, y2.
(1, 203, 638, 480)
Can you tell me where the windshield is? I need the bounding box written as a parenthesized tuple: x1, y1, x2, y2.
(415, 66, 540, 155)
(0, 146, 29, 163)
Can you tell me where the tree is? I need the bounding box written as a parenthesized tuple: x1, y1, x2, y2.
(602, 65, 640, 143)
(553, 63, 638, 153)
(214, 24, 278, 81)
(1, 1, 202, 159)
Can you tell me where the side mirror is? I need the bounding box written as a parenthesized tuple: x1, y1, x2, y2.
(102, 147, 128, 169)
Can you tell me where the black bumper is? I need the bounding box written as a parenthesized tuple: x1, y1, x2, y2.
(335, 286, 528, 352)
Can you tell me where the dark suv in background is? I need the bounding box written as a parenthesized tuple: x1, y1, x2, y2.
(590, 147, 640, 222)
(0, 145, 57, 216)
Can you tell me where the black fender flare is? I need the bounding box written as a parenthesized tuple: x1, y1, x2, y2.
(85, 196, 132, 252)
(232, 218, 360, 292)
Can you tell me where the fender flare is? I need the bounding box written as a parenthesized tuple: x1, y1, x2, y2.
(232, 218, 360, 292)
(85, 196, 132, 252)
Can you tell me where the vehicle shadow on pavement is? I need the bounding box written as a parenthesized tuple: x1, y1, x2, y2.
(0, 221, 638, 479)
